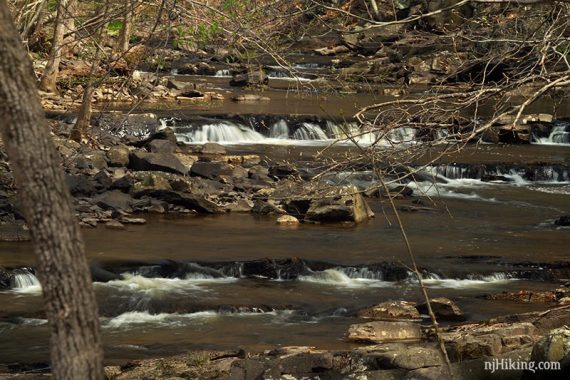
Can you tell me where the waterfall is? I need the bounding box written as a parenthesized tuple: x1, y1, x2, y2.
(215, 69, 231, 77)
(175, 121, 265, 143)
(532, 123, 570, 146)
(432, 165, 470, 180)
(380, 127, 417, 145)
(11, 268, 40, 289)
(269, 119, 290, 139)
(292, 123, 329, 140)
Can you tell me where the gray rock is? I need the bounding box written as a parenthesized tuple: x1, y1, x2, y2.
(148, 139, 177, 154)
(229, 68, 268, 87)
(305, 185, 375, 224)
(95, 190, 134, 213)
(201, 143, 226, 155)
(417, 297, 464, 321)
(190, 161, 234, 180)
(129, 152, 188, 175)
(107, 146, 130, 167)
(66, 174, 97, 196)
(0, 267, 13, 289)
(139, 189, 222, 214)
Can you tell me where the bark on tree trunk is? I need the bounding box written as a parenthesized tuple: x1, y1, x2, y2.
(39, 0, 69, 93)
(0, 3, 104, 380)
(62, 0, 77, 57)
(72, 0, 108, 141)
(118, 0, 135, 53)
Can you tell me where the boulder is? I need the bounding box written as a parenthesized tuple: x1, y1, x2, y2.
(555, 216, 570, 226)
(95, 190, 134, 213)
(73, 150, 108, 172)
(66, 174, 97, 197)
(129, 152, 188, 175)
(131, 173, 173, 196)
(201, 143, 226, 155)
(304, 185, 375, 224)
(147, 139, 177, 154)
(252, 200, 285, 215)
(417, 297, 464, 321)
(530, 326, 570, 370)
(347, 321, 422, 344)
(365, 345, 443, 371)
(0, 267, 13, 289)
(93, 170, 112, 192)
(190, 161, 234, 180)
(106, 146, 130, 167)
(138, 190, 222, 213)
(229, 68, 268, 87)
(444, 322, 540, 360)
(357, 301, 421, 321)
(276, 215, 300, 225)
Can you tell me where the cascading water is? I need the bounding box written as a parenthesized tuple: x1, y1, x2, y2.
(175, 121, 266, 143)
(11, 268, 40, 290)
(214, 69, 231, 77)
(292, 123, 329, 140)
(379, 127, 417, 146)
(269, 120, 290, 139)
(532, 122, 570, 146)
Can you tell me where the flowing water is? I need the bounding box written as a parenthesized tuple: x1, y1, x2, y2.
(1, 70, 569, 365)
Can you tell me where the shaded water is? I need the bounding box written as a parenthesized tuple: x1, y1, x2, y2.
(1, 172, 568, 363)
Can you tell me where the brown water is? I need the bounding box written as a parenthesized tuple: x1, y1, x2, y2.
(1, 182, 568, 364)
(1, 71, 569, 365)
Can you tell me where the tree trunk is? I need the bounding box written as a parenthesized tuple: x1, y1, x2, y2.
(72, 0, 108, 141)
(71, 82, 95, 142)
(118, 0, 135, 53)
(62, 0, 77, 57)
(39, 0, 69, 93)
(0, 3, 104, 380)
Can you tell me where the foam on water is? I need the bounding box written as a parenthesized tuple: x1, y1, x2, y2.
(97, 273, 236, 294)
(103, 311, 218, 329)
(298, 269, 392, 288)
(103, 309, 294, 329)
(406, 180, 497, 202)
(420, 272, 515, 289)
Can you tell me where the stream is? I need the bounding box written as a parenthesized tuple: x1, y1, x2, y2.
(0, 68, 569, 366)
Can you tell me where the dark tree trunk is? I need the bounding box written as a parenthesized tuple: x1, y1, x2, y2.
(0, 3, 104, 380)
